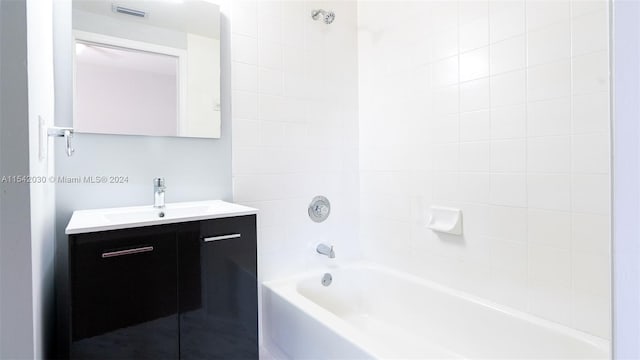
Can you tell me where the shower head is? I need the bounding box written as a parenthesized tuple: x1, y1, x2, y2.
(311, 9, 335, 24)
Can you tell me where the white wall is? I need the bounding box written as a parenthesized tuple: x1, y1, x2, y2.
(0, 0, 56, 357)
(26, 0, 58, 354)
(612, 0, 640, 358)
(0, 1, 36, 357)
(358, 0, 610, 340)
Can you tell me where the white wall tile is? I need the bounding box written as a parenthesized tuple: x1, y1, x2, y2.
(461, 78, 490, 112)
(491, 70, 526, 107)
(528, 209, 571, 249)
(572, 174, 610, 214)
(232, 1, 258, 37)
(572, 133, 609, 173)
(432, 144, 460, 172)
(572, 11, 609, 56)
(572, 213, 609, 254)
(232, 120, 259, 147)
(232, 34, 258, 64)
(431, 114, 459, 144)
(232, 62, 258, 92)
(433, 56, 459, 87)
(527, 136, 571, 173)
(526, 0, 571, 31)
(529, 244, 571, 288)
(234, 148, 264, 174)
(283, 70, 305, 98)
(258, 94, 285, 121)
(258, 40, 282, 70)
(460, 204, 491, 237)
(460, 0, 489, 25)
(491, 104, 526, 139)
(488, 205, 527, 242)
(489, 0, 525, 43)
(573, 252, 609, 296)
(491, 139, 526, 172)
(572, 51, 609, 95)
(528, 173, 571, 211)
(433, 85, 460, 115)
(571, 0, 608, 17)
(527, 21, 571, 66)
(490, 35, 526, 75)
(490, 173, 527, 207)
(527, 60, 571, 102)
(257, 1, 282, 42)
(232, 91, 258, 120)
(460, 142, 491, 172)
(572, 92, 610, 134)
(490, 237, 527, 274)
(527, 97, 571, 136)
(432, 173, 460, 202)
(460, 173, 491, 203)
(433, 27, 459, 60)
(258, 68, 283, 95)
(431, 1, 459, 33)
(259, 121, 285, 147)
(460, 17, 489, 53)
(282, 1, 304, 47)
(460, 47, 490, 82)
(461, 110, 491, 141)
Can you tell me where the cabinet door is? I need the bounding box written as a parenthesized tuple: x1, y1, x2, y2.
(179, 215, 258, 359)
(70, 227, 178, 359)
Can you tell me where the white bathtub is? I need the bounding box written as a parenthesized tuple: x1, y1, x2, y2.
(262, 262, 609, 359)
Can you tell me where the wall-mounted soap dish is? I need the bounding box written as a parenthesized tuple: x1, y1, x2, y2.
(427, 206, 462, 235)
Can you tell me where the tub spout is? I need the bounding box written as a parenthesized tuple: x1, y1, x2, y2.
(316, 243, 335, 258)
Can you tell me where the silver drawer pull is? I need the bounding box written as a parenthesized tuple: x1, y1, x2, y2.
(203, 233, 241, 242)
(101, 246, 154, 258)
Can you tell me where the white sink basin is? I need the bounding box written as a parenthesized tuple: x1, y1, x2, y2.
(102, 205, 212, 223)
(66, 200, 258, 234)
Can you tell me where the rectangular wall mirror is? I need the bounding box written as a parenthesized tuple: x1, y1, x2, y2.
(72, 0, 221, 138)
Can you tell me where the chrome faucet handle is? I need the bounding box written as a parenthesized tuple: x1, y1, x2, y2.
(153, 177, 166, 190)
(308, 196, 331, 223)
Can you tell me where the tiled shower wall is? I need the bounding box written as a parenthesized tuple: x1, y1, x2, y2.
(230, 1, 360, 282)
(358, 0, 610, 339)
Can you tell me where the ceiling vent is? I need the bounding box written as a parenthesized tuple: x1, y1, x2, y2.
(111, 4, 148, 18)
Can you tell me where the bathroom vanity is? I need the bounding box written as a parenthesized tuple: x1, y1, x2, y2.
(62, 201, 258, 359)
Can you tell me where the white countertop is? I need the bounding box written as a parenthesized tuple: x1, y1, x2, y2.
(65, 200, 258, 235)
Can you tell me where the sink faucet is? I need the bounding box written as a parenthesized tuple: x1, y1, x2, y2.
(153, 177, 166, 208)
(316, 243, 335, 258)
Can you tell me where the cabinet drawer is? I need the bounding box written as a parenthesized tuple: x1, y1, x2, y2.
(200, 215, 256, 242)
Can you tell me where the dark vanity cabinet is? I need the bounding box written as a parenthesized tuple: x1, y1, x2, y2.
(66, 215, 258, 360)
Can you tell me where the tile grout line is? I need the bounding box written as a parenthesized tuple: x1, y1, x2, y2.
(523, 0, 531, 315)
(568, 0, 576, 330)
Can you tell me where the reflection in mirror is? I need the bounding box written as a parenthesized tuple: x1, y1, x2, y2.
(72, 0, 221, 138)
(76, 41, 180, 137)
